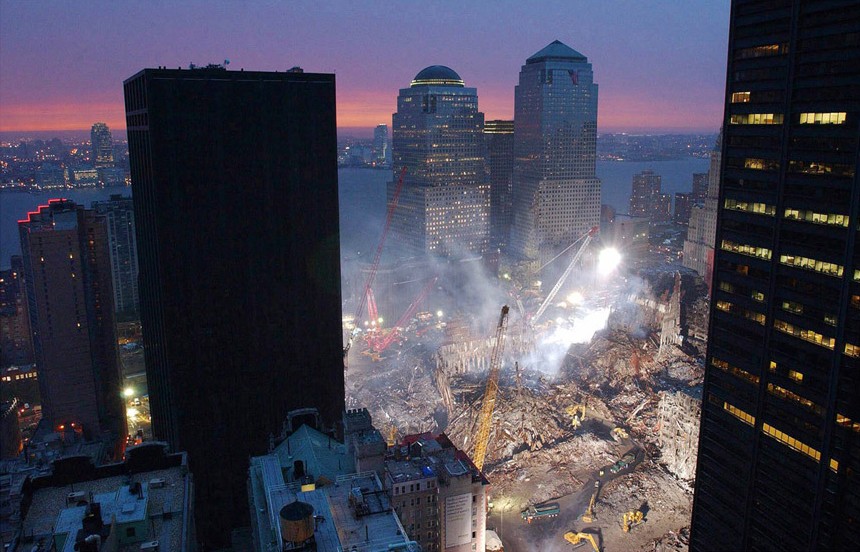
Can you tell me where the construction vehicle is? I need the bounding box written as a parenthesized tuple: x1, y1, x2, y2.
(609, 451, 636, 474)
(611, 427, 629, 441)
(581, 480, 600, 523)
(386, 423, 397, 447)
(621, 510, 645, 532)
(343, 167, 406, 364)
(566, 404, 586, 430)
(472, 305, 511, 472)
(520, 502, 560, 523)
(531, 226, 599, 326)
(361, 349, 382, 362)
(563, 531, 600, 552)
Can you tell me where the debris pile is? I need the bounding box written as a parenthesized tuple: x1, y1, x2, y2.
(345, 265, 712, 552)
(647, 527, 691, 552)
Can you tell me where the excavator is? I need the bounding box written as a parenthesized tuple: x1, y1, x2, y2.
(563, 531, 600, 552)
(566, 404, 586, 430)
(581, 480, 600, 523)
(611, 427, 629, 441)
(621, 510, 645, 532)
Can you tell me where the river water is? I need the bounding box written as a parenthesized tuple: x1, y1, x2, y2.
(1, 158, 708, 270)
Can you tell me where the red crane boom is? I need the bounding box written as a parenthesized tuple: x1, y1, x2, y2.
(369, 276, 438, 353)
(344, 167, 406, 360)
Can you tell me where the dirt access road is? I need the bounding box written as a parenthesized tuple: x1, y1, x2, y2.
(488, 443, 644, 552)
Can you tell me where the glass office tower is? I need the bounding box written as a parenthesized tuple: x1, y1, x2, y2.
(509, 40, 600, 265)
(691, 2, 860, 549)
(390, 66, 489, 258)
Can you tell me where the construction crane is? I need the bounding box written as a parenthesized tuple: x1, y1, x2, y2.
(472, 305, 510, 472)
(563, 531, 600, 552)
(367, 276, 438, 353)
(621, 510, 645, 532)
(366, 288, 379, 328)
(531, 226, 599, 326)
(581, 480, 600, 523)
(344, 167, 406, 362)
(386, 423, 398, 447)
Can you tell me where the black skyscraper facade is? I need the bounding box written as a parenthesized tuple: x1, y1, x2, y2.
(690, 2, 859, 550)
(485, 120, 514, 251)
(123, 67, 343, 546)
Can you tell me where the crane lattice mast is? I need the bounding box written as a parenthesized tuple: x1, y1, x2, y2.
(473, 305, 510, 472)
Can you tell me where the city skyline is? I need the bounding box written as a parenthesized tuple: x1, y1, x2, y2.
(0, 1, 729, 135)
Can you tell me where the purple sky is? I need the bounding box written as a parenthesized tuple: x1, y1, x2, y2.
(0, 1, 730, 136)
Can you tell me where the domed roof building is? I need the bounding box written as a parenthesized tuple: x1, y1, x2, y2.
(390, 66, 489, 259)
(410, 65, 465, 87)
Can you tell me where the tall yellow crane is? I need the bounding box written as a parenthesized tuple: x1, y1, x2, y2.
(472, 305, 510, 472)
(581, 480, 600, 523)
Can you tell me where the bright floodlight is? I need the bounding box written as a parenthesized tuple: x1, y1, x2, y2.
(436, 310, 444, 318)
(598, 248, 622, 275)
(123, 387, 134, 398)
(566, 291, 584, 305)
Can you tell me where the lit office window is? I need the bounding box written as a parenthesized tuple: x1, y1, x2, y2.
(711, 357, 760, 385)
(779, 254, 843, 277)
(774, 319, 835, 349)
(784, 209, 849, 227)
(723, 401, 755, 426)
(798, 112, 846, 125)
(731, 91, 751, 103)
(725, 198, 776, 215)
(721, 239, 772, 260)
(730, 113, 784, 125)
(762, 423, 821, 462)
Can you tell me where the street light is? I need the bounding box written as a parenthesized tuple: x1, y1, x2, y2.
(597, 247, 622, 275)
(123, 387, 134, 398)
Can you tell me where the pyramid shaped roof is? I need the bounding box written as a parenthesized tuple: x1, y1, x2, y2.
(527, 40, 587, 64)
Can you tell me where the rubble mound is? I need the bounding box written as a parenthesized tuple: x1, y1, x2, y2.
(646, 526, 690, 552)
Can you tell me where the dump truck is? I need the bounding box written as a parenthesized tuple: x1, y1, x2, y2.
(521, 502, 560, 523)
(609, 452, 636, 474)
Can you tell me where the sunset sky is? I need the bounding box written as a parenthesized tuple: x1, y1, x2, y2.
(0, 1, 730, 136)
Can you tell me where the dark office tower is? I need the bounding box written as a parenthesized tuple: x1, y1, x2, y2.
(18, 200, 126, 444)
(484, 120, 515, 251)
(124, 67, 342, 547)
(91, 195, 139, 319)
(653, 193, 672, 224)
(629, 169, 662, 218)
(690, 2, 860, 550)
(0, 256, 34, 367)
(691, 172, 709, 203)
(391, 66, 489, 258)
(674, 192, 692, 226)
(510, 41, 600, 265)
(90, 122, 114, 168)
